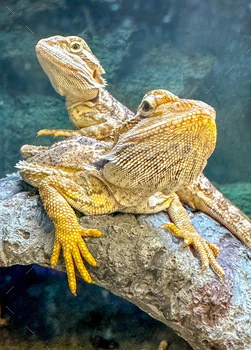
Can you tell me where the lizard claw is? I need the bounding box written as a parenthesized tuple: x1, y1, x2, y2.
(162, 223, 225, 281)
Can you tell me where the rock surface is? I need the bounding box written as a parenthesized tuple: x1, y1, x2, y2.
(0, 174, 250, 350)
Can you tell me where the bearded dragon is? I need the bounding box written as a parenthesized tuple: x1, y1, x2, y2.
(17, 89, 223, 295)
(31, 35, 251, 251)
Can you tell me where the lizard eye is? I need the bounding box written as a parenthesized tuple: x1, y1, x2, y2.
(70, 42, 82, 53)
(142, 101, 152, 113)
(139, 99, 155, 117)
(142, 101, 150, 111)
(137, 96, 156, 117)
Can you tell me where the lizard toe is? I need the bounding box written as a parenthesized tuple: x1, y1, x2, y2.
(51, 240, 61, 268)
(72, 247, 93, 284)
(80, 227, 102, 238)
(63, 248, 77, 296)
(78, 238, 97, 266)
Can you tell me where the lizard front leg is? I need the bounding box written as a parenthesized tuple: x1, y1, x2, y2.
(124, 192, 224, 280)
(37, 99, 116, 140)
(39, 174, 119, 295)
(177, 174, 251, 249)
(163, 193, 225, 280)
(37, 122, 115, 140)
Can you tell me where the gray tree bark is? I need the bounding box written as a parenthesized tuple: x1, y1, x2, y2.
(0, 174, 250, 350)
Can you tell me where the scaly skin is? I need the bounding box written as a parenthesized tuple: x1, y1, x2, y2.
(177, 176, 251, 249)
(17, 90, 224, 295)
(33, 35, 251, 250)
(36, 35, 134, 140)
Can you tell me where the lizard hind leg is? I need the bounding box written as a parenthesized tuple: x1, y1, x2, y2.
(39, 175, 105, 295)
(162, 193, 225, 281)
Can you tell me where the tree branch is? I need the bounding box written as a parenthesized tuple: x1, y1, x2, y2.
(0, 174, 250, 350)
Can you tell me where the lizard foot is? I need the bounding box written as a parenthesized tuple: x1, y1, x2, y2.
(37, 129, 76, 138)
(162, 223, 225, 281)
(51, 222, 102, 295)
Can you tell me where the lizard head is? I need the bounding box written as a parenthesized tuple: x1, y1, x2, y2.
(36, 35, 106, 99)
(104, 89, 217, 193)
(135, 89, 217, 164)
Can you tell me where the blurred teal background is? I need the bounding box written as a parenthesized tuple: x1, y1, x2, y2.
(0, 1, 250, 349)
(1, 0, 251, 184)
